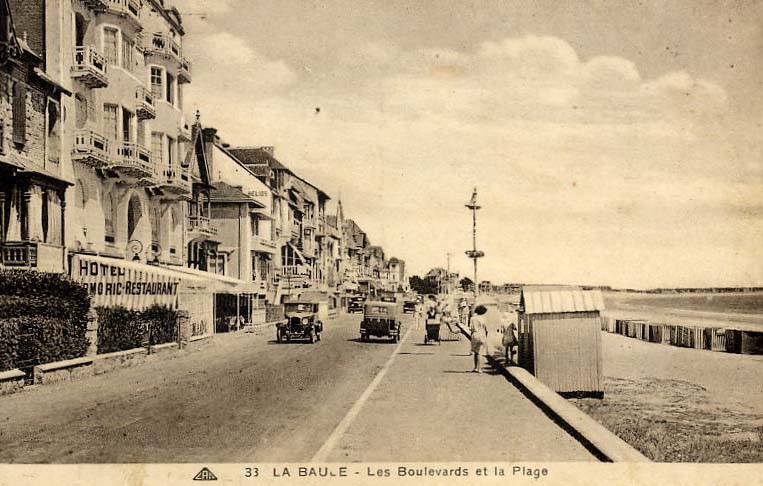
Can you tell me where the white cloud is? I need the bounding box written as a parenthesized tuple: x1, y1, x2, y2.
(180, 29, 759, 287)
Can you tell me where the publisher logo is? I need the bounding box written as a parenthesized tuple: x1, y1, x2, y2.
(193, 467, 218, 481)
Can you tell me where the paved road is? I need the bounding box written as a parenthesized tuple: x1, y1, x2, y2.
(0, 313, 594, 463)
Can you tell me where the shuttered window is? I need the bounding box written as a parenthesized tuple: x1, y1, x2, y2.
(103, 27, 118, 65)
(12, 82, 26, 146)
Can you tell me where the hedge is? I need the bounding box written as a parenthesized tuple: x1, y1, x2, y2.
(97, 305, 178, 354)
(0, 271, 90, 372)
(0, 319, 19, 372)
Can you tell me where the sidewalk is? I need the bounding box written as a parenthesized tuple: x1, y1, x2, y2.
(323, 325, 596, 462)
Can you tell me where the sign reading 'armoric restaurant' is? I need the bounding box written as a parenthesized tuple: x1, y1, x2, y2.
(70, 254, 182, 311)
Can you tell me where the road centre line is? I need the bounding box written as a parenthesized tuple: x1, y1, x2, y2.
(310, 325, 413, 462)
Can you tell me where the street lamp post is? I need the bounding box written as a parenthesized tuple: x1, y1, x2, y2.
(465, 187, 484, 298)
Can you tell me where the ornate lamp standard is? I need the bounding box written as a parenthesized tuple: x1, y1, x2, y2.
(464, 187, 484, 297)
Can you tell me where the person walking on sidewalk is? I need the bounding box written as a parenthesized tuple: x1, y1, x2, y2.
(502, 321, 518, 364)
(469, 305, 489, 372)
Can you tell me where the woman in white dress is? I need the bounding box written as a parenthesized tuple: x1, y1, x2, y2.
(469, 305, 489, 372)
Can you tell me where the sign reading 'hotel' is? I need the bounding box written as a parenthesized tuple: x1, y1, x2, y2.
(77, 260, 179, 297)
(70, 254, 182, 310)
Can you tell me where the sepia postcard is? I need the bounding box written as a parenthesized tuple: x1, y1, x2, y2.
(0, 0, 761, 485)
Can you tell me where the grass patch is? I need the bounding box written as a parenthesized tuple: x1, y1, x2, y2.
(573, 377, 763, 462)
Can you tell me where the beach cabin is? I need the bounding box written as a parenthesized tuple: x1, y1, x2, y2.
(517, 286, 604, 398)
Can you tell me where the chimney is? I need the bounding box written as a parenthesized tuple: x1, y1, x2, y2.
(259, 146, 274, 156)
(202, 127, 218, 143)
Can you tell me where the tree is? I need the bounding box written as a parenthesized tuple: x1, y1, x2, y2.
(409, 275, 438, 295)
(459, 277, 474, 292)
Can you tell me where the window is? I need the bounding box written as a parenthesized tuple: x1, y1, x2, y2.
(75, 94, 88, 129)
(104, 191, 115, 243)
(122, 109, 134, 142)
(151, 132, 163, 165)
(74, 180, 87, 210)
(47, 99, 61, 165)
(150, 67, 163, 100)
(103, 104, 118, 141)
(12, 82, 26, 146)
(166, 72, 175, 105)
(121, 33, 134, 71)
(103, 27, 118, 65)
(167, 136, 175, 167)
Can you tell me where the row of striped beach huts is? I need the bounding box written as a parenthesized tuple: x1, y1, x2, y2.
(601, 316, 763, 355)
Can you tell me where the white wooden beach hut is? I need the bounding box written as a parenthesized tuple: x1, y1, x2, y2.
(517, 286, 605, 397)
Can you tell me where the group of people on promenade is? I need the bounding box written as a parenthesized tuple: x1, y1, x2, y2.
(416, 294, 518, 373)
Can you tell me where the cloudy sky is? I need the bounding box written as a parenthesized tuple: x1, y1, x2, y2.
(173, 0, 762, 288)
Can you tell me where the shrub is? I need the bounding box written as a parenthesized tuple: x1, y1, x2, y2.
(0, 319, 19, 372)
(97, 305, 178, 354)
(0, 271, 90, 372)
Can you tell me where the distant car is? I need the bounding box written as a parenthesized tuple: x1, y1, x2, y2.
(403, 300, 417, 314)
(277, 300, 323, 343)
(348, 297, 365, 314)
(360, 301, 402, 342)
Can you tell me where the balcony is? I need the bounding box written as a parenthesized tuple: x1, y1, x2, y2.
(106, 0, 142, 29)
(157, 166, 191, 197)
(188, 215, 218, 238)
(178, 56, 192, 84)
(252, 238, 277, 254)
(0, 241, 65, 273)
(71, 46, 108, 88)
(135, 86, 156, 120)
(82, 0, 108, 11)
(111, 142, 154, 180)
(72, 129, 110, 168)
(144, 33, 181, 60)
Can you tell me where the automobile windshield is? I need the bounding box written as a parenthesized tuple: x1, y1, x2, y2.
(287, 304, 311, 312)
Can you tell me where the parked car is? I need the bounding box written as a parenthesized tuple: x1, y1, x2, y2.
(360, 301, 402, 342)
(277, 299, 324, 343)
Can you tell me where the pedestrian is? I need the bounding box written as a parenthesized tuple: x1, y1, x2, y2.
(469, 305, 489, 372)
(502, 321, 518, 364)
(458, 298, 468, 326)
(425, 294, 438, 321)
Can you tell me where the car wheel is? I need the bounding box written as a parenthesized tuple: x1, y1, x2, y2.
(277, 331, 282, 343)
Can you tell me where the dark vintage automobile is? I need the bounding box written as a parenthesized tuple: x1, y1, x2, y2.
(348, 296, 365, 314)
(360, 301, 402, 342)
(277, 300, 324, 343)
(402, 294, 417, 314)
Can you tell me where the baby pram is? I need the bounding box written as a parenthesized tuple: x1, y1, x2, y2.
(424, 309, 441, 344)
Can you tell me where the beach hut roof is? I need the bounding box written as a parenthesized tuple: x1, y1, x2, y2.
(520, 285, 605, 314)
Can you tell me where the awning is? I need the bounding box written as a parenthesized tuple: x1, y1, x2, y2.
(70, 253, 194, 311)
(286, 241, 306, 264)
(162, 265, 267, 295)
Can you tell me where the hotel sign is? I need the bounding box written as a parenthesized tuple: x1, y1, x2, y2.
(71, 254, 182, 310)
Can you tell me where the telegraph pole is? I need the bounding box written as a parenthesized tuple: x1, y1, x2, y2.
(465, 187, 484, 297)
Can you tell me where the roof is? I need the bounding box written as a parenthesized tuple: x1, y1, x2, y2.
(520, 286, 605, 314)
(208, 181, 265, 206)
(228, 147, 291, 172)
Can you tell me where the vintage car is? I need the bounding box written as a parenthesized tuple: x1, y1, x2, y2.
(277, 300, 324, 343)
(402, 293, 417, 314)
(360, 301, 402, 342)
(348, 296, 365, 314)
